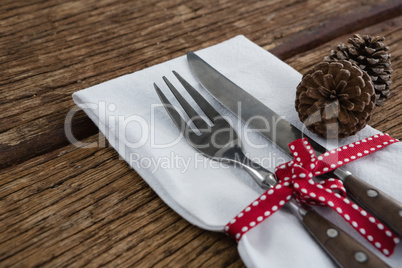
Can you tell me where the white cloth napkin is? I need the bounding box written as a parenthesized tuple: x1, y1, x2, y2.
(72, 35, 402, 267)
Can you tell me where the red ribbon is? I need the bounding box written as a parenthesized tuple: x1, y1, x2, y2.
(225, 133, 400, 256)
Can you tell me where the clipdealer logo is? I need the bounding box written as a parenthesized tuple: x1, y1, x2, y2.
(65, 100, 341, 167)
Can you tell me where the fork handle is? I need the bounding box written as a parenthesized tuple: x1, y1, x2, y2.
(287, 201, 390, 268)
(241, 159, 277, 189)
(222, 144, 277, 189)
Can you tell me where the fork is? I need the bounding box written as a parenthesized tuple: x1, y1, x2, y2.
(154, 71, 388, 268)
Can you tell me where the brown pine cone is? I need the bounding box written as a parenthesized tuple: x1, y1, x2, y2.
(324, 34, 392, 105)
(295, 60, 376, 138)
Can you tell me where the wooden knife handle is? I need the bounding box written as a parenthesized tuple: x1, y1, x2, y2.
(341, 173, 402, 237)
(303, 209, 390, 268)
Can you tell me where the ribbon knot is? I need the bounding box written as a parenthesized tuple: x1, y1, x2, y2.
(277, 138, 347, 206)
(225, 134, 400, 257)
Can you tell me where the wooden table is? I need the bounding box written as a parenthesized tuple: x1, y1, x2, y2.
(1, 0, 401, 267)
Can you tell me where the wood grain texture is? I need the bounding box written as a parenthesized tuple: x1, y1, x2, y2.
(269, 0, 402, 60)
(1, 0, 402, 267)
(0, 137, 241, 267)
(1, 0, 400, 169)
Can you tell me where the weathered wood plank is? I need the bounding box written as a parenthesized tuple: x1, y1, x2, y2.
(0, 136, 242, 267)
(269, 0, 402, 60)
(0, 0, 398, 169)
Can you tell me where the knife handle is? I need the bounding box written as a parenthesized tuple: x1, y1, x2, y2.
(287, 201, 390, 268)
(334, 169, 402, 237)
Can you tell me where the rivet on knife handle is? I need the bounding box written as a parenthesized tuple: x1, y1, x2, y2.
(335, 168, 402, 237)
(288, 201, 390, 268)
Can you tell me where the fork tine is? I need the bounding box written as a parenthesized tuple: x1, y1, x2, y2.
(162, 76, 209, 130)
(153, 83, 194, 135)
(172, 71, 220, 121)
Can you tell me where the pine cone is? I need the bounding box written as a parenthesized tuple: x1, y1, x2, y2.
(295, 60, 376, 138)
(324, 34, 392, 105)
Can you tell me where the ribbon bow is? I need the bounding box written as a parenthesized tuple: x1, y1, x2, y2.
(225, 133, 399, 256)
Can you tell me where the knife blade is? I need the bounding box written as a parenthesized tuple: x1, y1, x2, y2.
(187, 51, 402, 237)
